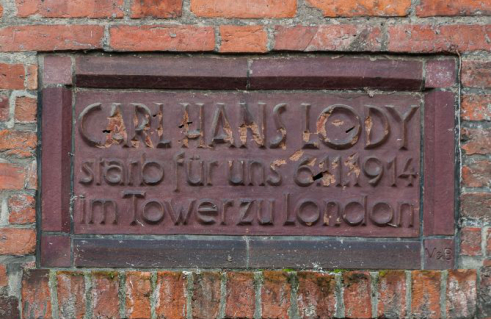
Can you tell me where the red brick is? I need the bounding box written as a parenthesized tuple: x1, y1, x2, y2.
(461, 227, 483, 256)
(411, 271, 441, 319)
(26, 160, 37, 190)
(461, 193, 491, 223)
(274, 25, 382, 51)
(296, 272, 336, 319)
(22, 269, 52, 319)
(130, 0, 182, 18)
(261, 271, 291, 319)
(192, 272, 221, 319)
(15, 96, 36, 122)
(462, 60, 491, 88)
(377, 271, 406, 318)
(487, 229, 491, 255)
(92, 272, 121, 319)
(8, 194, 35, 224)
(57, 272, 86, 319)
(26, 65, 37, 90)
(110, 25, 215, 52)
(126, 272, 152, 319)
(0, 264, 7, 287)
(0, 4, 3, 17)
(156, 271, 187, 319)
(0, 64, 26, 89)
(461, 127, 491, 156)
(462, 160, 491, 188)
(191, 0, 296, 18)
(0, 163, 26, 190)
(462, 94, 491, 121)
(15, 0, 124, 18)
(446, 270, 477, 319)
(0, 25, 104, 52)
(219, 26, 268, 53)
(484, 258, 491, 267)
(343, 271, 371, 319)
(0, 130, 37, 158)
(0, 93, 9, 121)
(0, 295, 20, 318)
(0, 228, 36, 255)
(417, 0, 491, 17)
(388, 25, 491, 53)
(225, 272, 255, 319)
(307, 0, 410, 17)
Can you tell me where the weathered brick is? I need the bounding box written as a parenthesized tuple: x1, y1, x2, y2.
(110, 26, 215, 52)
(411, 271, 441, 319)
(26, 65, 37, 90)
(0, 228, 36, 255)
(130, 0, 182, 18)
(8, 194, 35, 224)
(487, 229, 491, 256)
(461, 227, 483, 256)
(156, 271, 187, 319)
(0, 4, 3, 17)
(15, 96, 36, 122)
(191, 0, 296, 18)
(26, 160, 37, 190)
(57, 272, 86, 319)
(0, 64, 26, 89)
(462, 60, 491, 88)
(0, 264, 7, 287)
(261, 271, 291, 319)
(462, 94, 491, 121)
(461, 193, 491, 222)
(0, 130, 37, 158)
(219, 26, 268, 53)
(0, 25, 104, 52)
(484, 259, 491, 267)
(461, 127, 491, 156)
(225, 272, 255, 319)
(0, 93, 9, 121)
(22, 269, 51, 319)
(462, 160, 491, 188)
(297, 272, 336, 319)
(0, 295, 20, 319)
(92, 272, 121, 319)
(15, 0, 123, 18)
(388, 25, 491, 53)
(479, 266, 491, 318)
(126, 272, 152, 319)
(274, 25, 382, 51)
(307, 0, 410, 17)
(192, 272, 221, 319)
(377, 271, 406, 319)
(417, 0, 491, 17)
(446, 270, 477, 319)
(0, 163, 26, 190)
(343, 271, 371, 319)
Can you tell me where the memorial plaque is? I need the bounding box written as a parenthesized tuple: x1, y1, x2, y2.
(40, 55, 457, 269)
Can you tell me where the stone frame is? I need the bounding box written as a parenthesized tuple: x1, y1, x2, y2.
(38, 54, 458, 270)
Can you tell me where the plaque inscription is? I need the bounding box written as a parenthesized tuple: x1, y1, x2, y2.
(74, 91, 421, 237)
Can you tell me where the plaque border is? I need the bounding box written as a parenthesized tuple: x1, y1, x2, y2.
(39, 54, 458, 269)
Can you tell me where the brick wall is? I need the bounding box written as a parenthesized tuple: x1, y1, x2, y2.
(0, 0, 490, 318)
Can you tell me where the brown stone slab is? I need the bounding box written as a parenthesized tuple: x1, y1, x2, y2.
(249, 57, 423, 90)
(75, 56, 248, 89)
(41, 87, 72, 232)
(423, 91, 456, 236)
(40, 235, 71, 267)
(423, 238, 455, 270)
(43, 55, 73, 86)
(424, 59, 457, 89)
(73, 238, 247, 268)
(249, 239, 421, 269)
(73, 91, 421, 237)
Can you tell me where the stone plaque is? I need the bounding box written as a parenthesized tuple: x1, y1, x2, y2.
(40, 55, 457, 269)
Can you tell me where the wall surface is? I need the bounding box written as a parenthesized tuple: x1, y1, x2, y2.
(0, 0, 490, 318)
